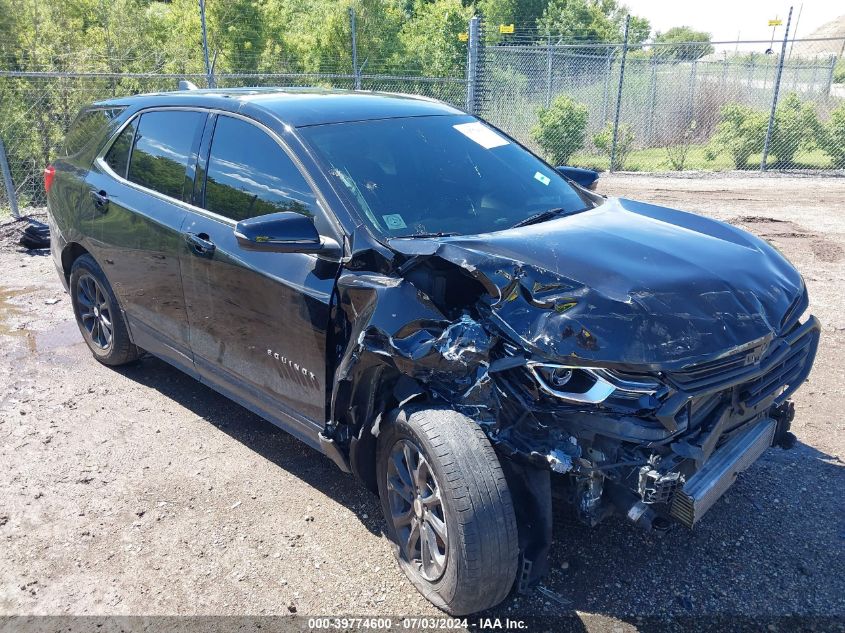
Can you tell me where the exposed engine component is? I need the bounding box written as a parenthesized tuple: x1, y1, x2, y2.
(547, 448, 573, 474)
(671, 418, 777, 527)
(638, 466, 684, 504)
(576, 473, 605, 526)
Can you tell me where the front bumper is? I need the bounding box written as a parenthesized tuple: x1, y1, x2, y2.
(659, 315, 821, 434)
(497, 315, 820, 531)
(614, 316, 820, 528)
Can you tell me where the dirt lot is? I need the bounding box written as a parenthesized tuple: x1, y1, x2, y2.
(1, 173, 843, 629)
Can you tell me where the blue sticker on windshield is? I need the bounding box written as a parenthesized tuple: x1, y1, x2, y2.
(382, 214, 407, 230)
(534, 171, 551, 186)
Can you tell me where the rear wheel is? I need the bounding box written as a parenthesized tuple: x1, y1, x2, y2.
(377, 408, 519, 615)
(70, 254, 139, 366)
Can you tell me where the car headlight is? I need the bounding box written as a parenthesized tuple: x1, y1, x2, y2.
(527, 362, 662, 405)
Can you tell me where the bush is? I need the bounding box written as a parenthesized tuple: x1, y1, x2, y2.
(531, 95, 588, 165)
(818, 104, 845, 168)
(593, 121, 634, 170)
(768, 92, 820, 166)
(705, 103, 766, 169)
(834, 59, 845, 85)
(666, 120, 697, 170)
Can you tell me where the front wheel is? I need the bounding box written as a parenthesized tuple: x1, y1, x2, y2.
(377, 408, 519, 615)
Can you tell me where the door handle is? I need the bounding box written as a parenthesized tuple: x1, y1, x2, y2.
(185, 232, 216, 257)
(90, 189, 109, 212)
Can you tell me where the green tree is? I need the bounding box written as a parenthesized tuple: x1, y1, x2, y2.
(278, 0, 405, 75)
(208, 0, 267, 73)
(593, 120, 634, 170)
(653, 26, 713, 60)
(768, 92, 819, 166)
(531, 95, 588, 164)
(400, 0, 472, 77)
(818, 103, 845, 168)
(538, 0, 650, 46)
(833, 59, 845, 84)
(477, 0, 547, 41)
(705, 103, 767, 169)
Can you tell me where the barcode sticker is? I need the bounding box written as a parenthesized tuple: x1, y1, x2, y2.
(453, 122, 509, 149)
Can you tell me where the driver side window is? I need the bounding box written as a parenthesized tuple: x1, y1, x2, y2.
(204, 115, 318, 222)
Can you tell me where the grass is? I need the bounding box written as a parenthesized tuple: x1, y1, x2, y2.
(569, 143, 835, 172)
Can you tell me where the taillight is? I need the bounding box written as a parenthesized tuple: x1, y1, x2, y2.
(44, 165, 55, 193)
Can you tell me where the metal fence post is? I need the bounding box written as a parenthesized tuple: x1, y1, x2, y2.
(823, 54, 837, 97)
(600, 49, 613, 124)
(349, 7, 360, 90)
(761, 6, 793, 171)
(645, 55, 658, 145)
(465, 16, 480, 115)
(609, 15, 630, 172)
(0, 138, 20, 218)
(686, 60, 698, 125)
(545, 35, 553, 108)
(747, 53, 756, 92)
(809, 56, 818, 94)
(198, 0, 214, 89)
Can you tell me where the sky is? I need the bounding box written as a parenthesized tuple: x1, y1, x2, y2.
(623, 0, 843, 45)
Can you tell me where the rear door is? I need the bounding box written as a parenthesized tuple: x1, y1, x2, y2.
(180, 113, 339, 446)
(87, 108, 207, 369)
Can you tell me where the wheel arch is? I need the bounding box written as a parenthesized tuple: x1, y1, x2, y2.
(61, 242, 91, 282)
(343, 364, 405, 494)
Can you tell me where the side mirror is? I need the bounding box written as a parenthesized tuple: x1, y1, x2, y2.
(234, 211, 341, 257)
(556, 165, 599, 191)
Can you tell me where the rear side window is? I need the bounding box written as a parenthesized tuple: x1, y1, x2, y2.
(63, 107, 124, 158)
(104, 119, 137, 178)
(127, 110, 205, 201)
(203, 115, 317, 222)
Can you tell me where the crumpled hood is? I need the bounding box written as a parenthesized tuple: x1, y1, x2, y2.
(389, 198, 805, 369)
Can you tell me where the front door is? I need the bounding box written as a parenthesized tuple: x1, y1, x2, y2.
(180, 114, 339, 445)
(86, 108, 207, 368)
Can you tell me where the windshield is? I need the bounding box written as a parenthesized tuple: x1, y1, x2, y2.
(299, 115, 593, 237)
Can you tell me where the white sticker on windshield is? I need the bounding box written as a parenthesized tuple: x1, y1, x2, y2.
(453, 122, 509, 149)
(534, 171, 551, 186)
(382, 214, 408, 230)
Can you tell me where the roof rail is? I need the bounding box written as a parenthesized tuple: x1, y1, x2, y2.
(178, 80, 199, 91)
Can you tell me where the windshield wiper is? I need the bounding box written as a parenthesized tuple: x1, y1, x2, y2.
(392, 231, 460, 239)
(509, 207, 569, 229)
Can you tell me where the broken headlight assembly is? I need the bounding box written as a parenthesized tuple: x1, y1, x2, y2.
(527, 362, 665, 407)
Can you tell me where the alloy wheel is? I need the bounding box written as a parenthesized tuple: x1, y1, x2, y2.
(77, 273, 113, 350)
(386, 438, 448, 581)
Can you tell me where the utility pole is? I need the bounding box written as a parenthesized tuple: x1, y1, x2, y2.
(761, 6, 793, 171)
(545, 34, 553, 108)
(465, 16, 481, 115)
(349, 7, 360, 90)
(609, 15, 630, 172)
(199, 0, 214, 88)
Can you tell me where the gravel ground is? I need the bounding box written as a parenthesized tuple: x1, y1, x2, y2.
(0, 173, 843, 630)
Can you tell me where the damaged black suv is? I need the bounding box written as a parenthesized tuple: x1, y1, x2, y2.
(47, 88, 820, 615)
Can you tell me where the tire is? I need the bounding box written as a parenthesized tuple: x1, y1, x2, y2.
(69, 254, 139, 366)
(377, 407, 519, 615)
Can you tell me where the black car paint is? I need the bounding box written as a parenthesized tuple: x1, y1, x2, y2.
(48, 89, 819, 590)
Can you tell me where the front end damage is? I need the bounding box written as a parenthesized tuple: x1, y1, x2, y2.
(322, 199, 821, 590)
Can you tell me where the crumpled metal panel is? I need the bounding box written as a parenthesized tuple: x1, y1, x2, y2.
(330, 197, 808, 435)
(387, 198, 805, 371)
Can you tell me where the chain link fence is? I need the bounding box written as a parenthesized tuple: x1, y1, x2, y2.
(1, 5, 844, 216)
(478, 19, 845, 173)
